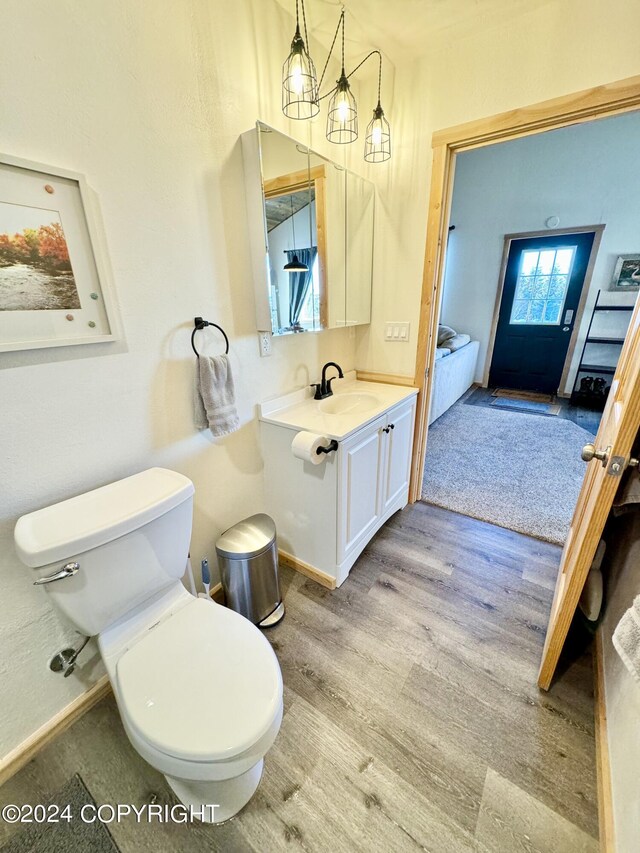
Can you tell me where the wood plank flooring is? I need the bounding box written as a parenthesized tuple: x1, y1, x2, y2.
(0, 503, 598, 852)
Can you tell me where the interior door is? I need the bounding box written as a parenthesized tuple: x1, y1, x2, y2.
(538, 298, 640, 690)
(489, 232, 595, 393)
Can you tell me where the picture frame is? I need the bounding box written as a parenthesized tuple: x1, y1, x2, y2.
(611, 254, 640, 291)
(0, 154, 118, 352)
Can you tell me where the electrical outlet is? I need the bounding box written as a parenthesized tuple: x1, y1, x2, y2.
(384, 322, 410, 342)
(258, 330, 272, 357)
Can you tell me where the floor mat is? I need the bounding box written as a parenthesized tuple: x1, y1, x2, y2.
(489, 397, 561, 416)
(422, 399, 596, 544)
(492, 388, 555, 403)
(1, 774, 120, 853)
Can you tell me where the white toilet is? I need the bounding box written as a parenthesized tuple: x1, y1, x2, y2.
(14, 468, 283, 823)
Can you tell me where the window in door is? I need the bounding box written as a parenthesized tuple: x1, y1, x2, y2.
(510, 246, 576, 325)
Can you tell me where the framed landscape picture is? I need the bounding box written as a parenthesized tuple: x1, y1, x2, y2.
(0, 154, 117, 352)
(611, 254, 640, 291)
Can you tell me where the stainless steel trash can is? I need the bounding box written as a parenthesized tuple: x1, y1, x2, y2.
(216, 513, 284, 627)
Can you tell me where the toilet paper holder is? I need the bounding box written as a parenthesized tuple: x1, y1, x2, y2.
(316, 439, 338, 455)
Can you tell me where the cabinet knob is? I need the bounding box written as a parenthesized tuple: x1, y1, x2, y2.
(389, 423, 395, 430)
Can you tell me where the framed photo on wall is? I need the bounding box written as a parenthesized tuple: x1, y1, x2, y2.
(0, 154, 118, 352)
(611, 254, 640, 291)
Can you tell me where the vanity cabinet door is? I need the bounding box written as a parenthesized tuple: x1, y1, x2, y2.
(381, 399, 416, 515)
(337, 415, 386, 562)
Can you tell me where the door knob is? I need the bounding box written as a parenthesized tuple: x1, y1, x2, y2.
(581, 443, 610, 467)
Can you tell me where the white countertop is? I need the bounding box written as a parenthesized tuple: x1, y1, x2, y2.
(259, 372, 418, 441)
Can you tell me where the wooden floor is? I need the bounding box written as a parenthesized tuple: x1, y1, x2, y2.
(0, 504, 598, 852)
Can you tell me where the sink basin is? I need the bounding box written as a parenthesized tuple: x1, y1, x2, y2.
(319, 392, 380, 416)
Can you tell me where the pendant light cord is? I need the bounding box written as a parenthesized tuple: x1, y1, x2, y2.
(346, 49, 382, 101)
(299, 0, 311, 56)
(317, 10, 344, 101)
(290, 194, 297, 252)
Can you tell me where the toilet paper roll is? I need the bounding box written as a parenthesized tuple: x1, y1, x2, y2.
(291, 431, 330, 465)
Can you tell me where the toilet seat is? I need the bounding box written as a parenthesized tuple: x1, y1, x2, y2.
(116, 598, 282, 764)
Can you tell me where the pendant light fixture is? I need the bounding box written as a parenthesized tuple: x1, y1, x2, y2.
(282, 0, 319, 120)
(281, 3, 392, 162)
(283, 194, 308, 272)
(325, 12, 358, 144)
(364, 52, 391, 162)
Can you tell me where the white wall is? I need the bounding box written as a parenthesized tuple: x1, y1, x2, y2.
(355, 0, 640, 380)
(601, 512, 640, 853)
(0, 0, 365, 759)
(440, 112, 640, 391)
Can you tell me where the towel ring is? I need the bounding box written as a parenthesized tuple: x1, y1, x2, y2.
(191, 317, 229, 357)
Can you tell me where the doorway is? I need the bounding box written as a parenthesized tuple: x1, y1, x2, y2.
(488, 231, 596, 394)
(410, 76, 640, 707)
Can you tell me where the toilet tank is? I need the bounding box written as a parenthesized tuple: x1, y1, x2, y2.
(14, 468, 195, 636)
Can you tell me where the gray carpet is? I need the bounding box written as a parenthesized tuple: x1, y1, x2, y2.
(1, 774, 119, 853)
(422, 400, 596, 545)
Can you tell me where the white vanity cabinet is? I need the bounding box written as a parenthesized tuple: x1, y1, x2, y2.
(260, 382, 417, 589)
(338, 399, 415, 574)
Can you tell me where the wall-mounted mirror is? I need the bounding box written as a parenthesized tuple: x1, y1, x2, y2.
(242, 122, 374, 335)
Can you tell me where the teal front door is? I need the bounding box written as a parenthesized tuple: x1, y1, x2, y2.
(488, 231, 595, 394)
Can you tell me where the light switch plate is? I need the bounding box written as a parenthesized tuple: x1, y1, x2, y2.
(385, 322, 410, 342)
(258, 331, 272, 357)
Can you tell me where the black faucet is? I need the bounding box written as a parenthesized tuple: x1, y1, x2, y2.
(311, 362, 344, 400)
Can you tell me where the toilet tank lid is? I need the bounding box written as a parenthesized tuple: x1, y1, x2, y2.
(14, 468, 194, 568)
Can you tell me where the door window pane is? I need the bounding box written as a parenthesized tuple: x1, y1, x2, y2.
(510, 245, 576, 325)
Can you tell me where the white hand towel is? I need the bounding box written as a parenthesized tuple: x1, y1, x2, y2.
(612, 594, 640, 686)
(194, 354, 239, 437)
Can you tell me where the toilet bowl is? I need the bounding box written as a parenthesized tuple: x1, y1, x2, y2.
(14, 468, 283, 823)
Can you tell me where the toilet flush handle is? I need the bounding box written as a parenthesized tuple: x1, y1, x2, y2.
(33, 562, 80, 585)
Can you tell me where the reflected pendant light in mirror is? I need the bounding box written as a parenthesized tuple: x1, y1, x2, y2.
(282, 0, 319, 119)
(364, 52, 391, 162)
(283, 194, 309, 272)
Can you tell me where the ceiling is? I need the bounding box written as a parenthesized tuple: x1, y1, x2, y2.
(273, 0, 552, 66)
(265, 189, 314, 233)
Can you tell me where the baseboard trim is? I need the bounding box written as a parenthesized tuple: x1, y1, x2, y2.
(210, 581, 224, 605)
(278, 550, 336, 589)
(356, 370, 415, 387)
(594, 630, 615, 853)
(0, 675, 112, 788)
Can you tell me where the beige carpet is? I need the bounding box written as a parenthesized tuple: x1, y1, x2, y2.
(422, 400, 596, 545)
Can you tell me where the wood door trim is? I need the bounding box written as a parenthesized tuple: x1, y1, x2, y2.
(432, 75, 640, 150)
(410, 73, 640, 504)
(481, 226, 605, 390)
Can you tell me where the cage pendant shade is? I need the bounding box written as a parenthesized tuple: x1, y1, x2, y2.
(282, 28, 319, 120)
(364, 103, 391, 163)
(326, 73, 358, 144)
(284, 253, 309, 272)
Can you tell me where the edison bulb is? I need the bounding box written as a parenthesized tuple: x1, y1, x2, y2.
(337, 94, 350, 123)
(290, 54, 304, 94)
(371, 123, 382, 145)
